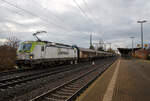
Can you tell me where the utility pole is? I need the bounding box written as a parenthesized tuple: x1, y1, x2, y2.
(89, 34, 94, 49)
(90, 34, 92, 47)
(129, 37, 135, 53)
(104, 43, 106, 51)
(137, 20, 147, 48)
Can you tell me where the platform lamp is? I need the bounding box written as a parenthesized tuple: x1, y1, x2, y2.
(137, 20, 147, 48)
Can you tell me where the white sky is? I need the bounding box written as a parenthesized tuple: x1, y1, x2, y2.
(0, 0, 150, 49)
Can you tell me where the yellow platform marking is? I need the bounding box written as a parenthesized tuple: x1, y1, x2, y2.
(102, 60, 120, 101)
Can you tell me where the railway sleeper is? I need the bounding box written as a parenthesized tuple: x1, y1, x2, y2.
(0, 88, 5, 92)
(56, 90, 73, 96)
(60, 88, 75, 93)
(70, 82, 82, 85)
(50, 93, 69, 99)
(75, 80, 87, 84)
(44, 96, 64, 101)
(65, 86, 79, 90)
(64, 86, 79, 90)
(67, 84, 80, 88)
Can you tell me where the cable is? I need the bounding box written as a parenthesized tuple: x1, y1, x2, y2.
(0, 0, 96, 46)
(0, 3, 89, 39)
(73, 0, 91, 22)
(0, 4, 53, 29)
(82, 0, 91, 13)
(31, 0, 73, 31)
(32, 0, 65, 23)
(32, 0, 97, 35)
(82, 0, 98, 21)
(33, 0, 97, 36)
(73, 0, 97, 28)
(31, 0, 96, 37)
(0, 0, 73, 33)
(81, 0, 101, 31)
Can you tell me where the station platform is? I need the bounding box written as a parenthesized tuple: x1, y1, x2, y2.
(76, 58, 150, 101)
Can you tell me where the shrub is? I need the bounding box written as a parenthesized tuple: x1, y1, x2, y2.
(0, 45, 16, 71)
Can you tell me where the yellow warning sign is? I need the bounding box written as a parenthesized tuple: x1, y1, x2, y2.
(137, 44, 140, 48)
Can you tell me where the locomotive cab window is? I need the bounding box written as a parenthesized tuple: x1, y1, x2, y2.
(41, 46, 44, 51)
(18, 43, 32, 52)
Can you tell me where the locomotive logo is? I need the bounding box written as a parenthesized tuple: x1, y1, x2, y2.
(58, 48, 69, 55)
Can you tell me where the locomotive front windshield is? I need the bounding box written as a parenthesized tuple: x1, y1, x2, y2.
(18, 43, 32, 52)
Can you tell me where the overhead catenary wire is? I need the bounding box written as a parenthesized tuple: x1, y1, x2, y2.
(73, 0, 97, 29)
(82, 0, 93, 14)
(0, 0, 98, 46)
(0, 0, 74, 33)
(0, 3, 90, 40)
(31, 0, 98, 39)
(1, 0, 91, 37)
(0, 4, 57, 31)
(33, 0, 97, 35)
(81, 0, 101, 34)
(0, 3, 77, 45)
(32, 0, 65, 23)
(82, 0, 98, 21)
(32, 0, 74, 32)
(81, 0, 106, 42)
(73, 0, 92, 22)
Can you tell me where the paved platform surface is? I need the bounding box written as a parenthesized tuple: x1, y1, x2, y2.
(76, 58, 150, 101)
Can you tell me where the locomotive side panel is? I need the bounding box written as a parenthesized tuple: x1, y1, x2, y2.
(45, 46, 58, 59)
(44, 46, 77, 60)
(32, 45, 44, 59)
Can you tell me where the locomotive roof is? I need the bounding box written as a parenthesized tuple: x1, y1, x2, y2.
(96, 51, 108, 53)
(78, 47, 112, 54)
(23, 41, 72, 47)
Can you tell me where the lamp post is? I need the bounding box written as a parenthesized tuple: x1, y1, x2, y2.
(129, 37, 135, 53)
(137, 20, 147, 48)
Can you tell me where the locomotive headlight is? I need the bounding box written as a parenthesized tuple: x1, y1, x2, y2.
(16, 54, 20, 59)
(30, 56, 33, 59)
(29, 54, 34, 59)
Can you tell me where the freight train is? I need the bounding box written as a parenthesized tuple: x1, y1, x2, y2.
(16, 41, 115, 68)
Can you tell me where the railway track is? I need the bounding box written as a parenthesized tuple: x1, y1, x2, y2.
(0, 58, 117, 101)
(0, 68, 52, 81)
(0, 69, 31, 77)
(29, 60, 114, 101)
(0, 62, 93, 89)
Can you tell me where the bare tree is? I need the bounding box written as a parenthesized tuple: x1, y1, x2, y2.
(5, 36, 20, 49)
(89, 45, 95, 50)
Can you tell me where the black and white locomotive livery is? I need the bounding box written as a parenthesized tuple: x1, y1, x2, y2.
(16, 41, 114, 68)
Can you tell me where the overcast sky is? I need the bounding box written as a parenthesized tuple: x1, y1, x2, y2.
(0, 0, 150, 49)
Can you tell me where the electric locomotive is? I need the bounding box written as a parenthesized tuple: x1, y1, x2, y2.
(16, 41, 78, 68)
